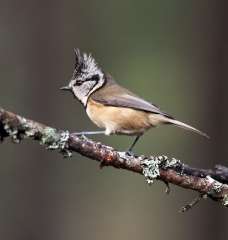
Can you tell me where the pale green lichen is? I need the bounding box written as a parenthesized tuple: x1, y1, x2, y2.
(141, 157, 161, 184)
(18, 116, 36, 138)
(141, 155, 180, 184)
(2, 117, 33, 143)
(205, 176, 228, 206)
(40, 127, 59, 146)
(40, 127, 72, 157)
(161, 156, 180, 168)
(3, 122, 20, 143)
(212, 180, 223, 193)
(1, 116, 72, 157)
(206, 176, 223, 194)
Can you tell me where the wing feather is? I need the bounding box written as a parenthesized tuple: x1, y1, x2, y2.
(90, 74, 173, 119)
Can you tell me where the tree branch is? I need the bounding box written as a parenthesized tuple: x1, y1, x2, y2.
(0, 107, 228, 209)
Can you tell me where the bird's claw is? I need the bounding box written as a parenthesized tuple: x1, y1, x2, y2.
(126, 150, 135, 157)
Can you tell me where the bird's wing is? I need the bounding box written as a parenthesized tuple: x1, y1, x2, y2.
(90, 76, 173, 119)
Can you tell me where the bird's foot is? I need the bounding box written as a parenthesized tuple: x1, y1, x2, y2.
(126, 150, 136, 157)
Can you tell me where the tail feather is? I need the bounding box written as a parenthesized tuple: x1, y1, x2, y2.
(167, 118, 209, 139)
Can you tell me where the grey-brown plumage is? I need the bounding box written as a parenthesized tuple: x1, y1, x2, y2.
(61, 49, 208, 152)
(91, 73, 173, 119)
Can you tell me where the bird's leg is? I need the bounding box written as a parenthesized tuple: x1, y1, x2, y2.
(126, 135, 141, 156)
(72, 131, 106, 136)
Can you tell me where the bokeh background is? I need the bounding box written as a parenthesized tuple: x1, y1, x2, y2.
(0, 1, 228, 239)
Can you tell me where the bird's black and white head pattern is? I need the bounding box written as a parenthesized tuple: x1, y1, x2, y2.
(66, 48, 105, 106)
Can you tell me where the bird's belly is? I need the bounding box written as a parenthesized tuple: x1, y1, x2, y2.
(86, 99, 152, 135)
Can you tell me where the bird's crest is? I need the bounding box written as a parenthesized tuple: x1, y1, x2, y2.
(73, 48, 100, 78)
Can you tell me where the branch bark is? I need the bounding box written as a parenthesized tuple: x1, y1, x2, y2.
(0, 107, 228, 209)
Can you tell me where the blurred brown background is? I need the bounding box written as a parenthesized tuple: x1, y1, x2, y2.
(0, 1, 228, 239)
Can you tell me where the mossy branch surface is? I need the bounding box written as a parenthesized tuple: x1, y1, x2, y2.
(1, 107, 228, 209)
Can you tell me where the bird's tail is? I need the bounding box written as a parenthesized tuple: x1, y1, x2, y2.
(166, 118, 209, 139)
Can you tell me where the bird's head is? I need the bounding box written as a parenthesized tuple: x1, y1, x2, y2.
(61, 48, 105, 106)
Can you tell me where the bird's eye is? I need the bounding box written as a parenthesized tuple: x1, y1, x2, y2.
(91, 74, 99, 81)
(74, 80, 83, 86)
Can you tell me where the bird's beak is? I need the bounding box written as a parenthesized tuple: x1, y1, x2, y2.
(60, 86, 71, 91)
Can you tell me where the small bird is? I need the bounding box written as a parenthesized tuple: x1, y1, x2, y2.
(61, 49, 208, 153)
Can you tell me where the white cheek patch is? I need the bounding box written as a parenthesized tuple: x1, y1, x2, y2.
(72, 87, 89, 106)
(71, 60, 104, 106)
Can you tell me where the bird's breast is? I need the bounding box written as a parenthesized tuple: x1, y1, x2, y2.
(86, 99, 152, 135)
